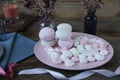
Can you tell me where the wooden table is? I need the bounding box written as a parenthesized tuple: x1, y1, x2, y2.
(0, 15, 120, 80)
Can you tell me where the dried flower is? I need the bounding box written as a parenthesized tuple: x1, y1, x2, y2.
(24, 0, 57, 17)
(80, 0, 104, 12)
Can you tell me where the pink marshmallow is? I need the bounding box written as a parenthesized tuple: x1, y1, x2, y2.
(92, 43, 100, 49)
(58, 39, 73, 49)
(71, 56, 79, 63)
(98, 46, 106, 51)
(39, 27, 55, 41)
(52, 58, 63, 64)
(80, 38, 88, 45)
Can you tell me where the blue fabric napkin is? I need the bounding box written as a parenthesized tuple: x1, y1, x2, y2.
(0, 32, 36, 69)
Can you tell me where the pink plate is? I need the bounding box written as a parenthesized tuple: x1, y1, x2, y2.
(34, 32, 114, 70)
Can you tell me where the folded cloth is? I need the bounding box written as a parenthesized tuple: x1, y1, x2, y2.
(0, 32, 36, 69)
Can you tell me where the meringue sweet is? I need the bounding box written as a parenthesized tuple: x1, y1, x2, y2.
(58, 39, 73, 49)
(57, 23, 72, 32)
(70, 47, 80, 56)
(39, 27, 55, 41)
(62, 50, 72, 57)
(56, 30, 72, 40)
(71, 56, 79, 62)
(79, 57, 88, 64)
(87, 56, 96, 62)
(65, 60, 75, 67)
(60, 55, 70, 62)
(41, 40, 56, 47)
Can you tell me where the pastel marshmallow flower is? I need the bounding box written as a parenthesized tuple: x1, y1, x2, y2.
(62, 50, 72, 57)
(57, 23, 72, 32)
(65, 60, 75, 67)
(56, 30, 72, 40)
(100, 49, 109, 56)
(79, 53, 88, 58)
(70, 48, 80, 56)
(94, 54, 105, 61)
(84, 44, 93, 52)
(50, 51, 60, 59)
(87, 56, 96, 62)
(79, 57, 88, 64)
(39, 27, 55, 41)
(77, 44, 86, 53)
(90, 38, 97, 43)
(74, 37, 81, 42)
(52, 58, 63, 64)
(60, 55, 69, 62)
(74, 41, 80, 47)
(71, 56, 79, 63)
(92, 43, 100, 49)
(47, 47, 55, 55)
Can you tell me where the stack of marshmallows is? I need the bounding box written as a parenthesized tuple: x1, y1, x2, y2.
(39, 27, 56, 47)
(56, 23, 73, 49)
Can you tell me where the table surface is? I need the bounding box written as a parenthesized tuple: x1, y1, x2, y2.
(0, 15, 120, 80)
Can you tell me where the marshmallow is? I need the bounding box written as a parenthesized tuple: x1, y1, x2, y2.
(39, 27, 55, 41)
(79, 57, 88, 64)
(50, 51, 60, 59)
(52, 58, 63, 64)
(60, 55, 69, 61)
(65, 60, 75, 67)
(94, 54, 105, 61)
(100, 49, 109, 56)
(62, 50, 72, 57)
(57, 23, 72, 31)
(70, 48, 80, 56)
(71, 56, 79, 63)
(58, 39, 73, 49)
(84, 44, 93, 52)
(77, 44, 86, 53)
(87, 56, 96, 62)
(56, 30, 72, 40)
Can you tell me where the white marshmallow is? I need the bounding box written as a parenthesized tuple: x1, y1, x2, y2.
(56, 30, 72, 40)
(84, 44, 93, 52)
(41, 40, 56, 47)
(79, 57, 88, 64)
(60, 55, 69, 61)
(54, 48, 60, 53)
(100, 49, 109, 56)
(90, 38, 97, 43)
(62, 50, 72, 57)
(74, 37, 81, 42)
(65, 60, 75, 67)
(50, 51, 60, 59)
(77, 44, 85, 53)
(74, 41, 80, 47)
(79, 53, 88, 58)
(47, 47, 55, 55)
(70, 48, 80, 56)
(94, 54, 105, 61)
(87, 56, 96, 62)
(57, 23, 72, 31)
(52, 58, 63, 64)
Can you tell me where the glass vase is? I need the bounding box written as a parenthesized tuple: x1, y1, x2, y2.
(39, 15, 55, 30)
(84, 10, 97, 35)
